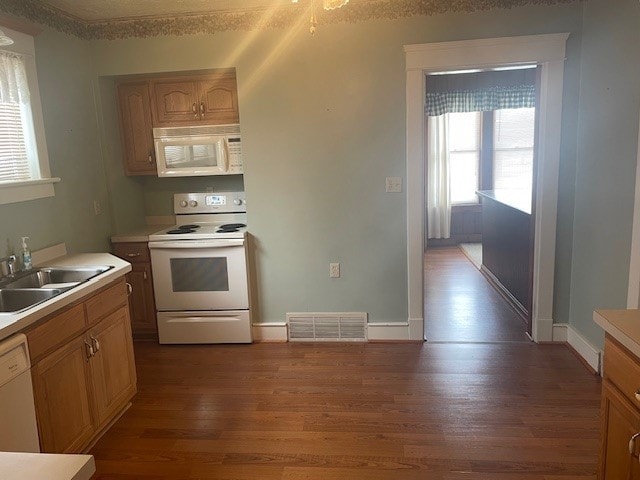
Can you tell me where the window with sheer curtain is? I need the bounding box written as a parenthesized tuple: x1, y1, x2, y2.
(0, 51, 37, 182)
(0, 27, 57, 205)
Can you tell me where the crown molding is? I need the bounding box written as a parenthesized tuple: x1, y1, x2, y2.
(0, 0, 580, 40)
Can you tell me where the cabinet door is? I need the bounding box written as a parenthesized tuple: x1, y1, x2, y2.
(198, 75, 239, 124)
(127, 263, 158, 339)
(600, 380, 640, 479)
(151, 79, 199, 125)
(88, 306, 137, 428)
(32, 337, 94, 453)
(117, 81, 156, 175)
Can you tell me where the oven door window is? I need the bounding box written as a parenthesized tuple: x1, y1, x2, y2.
(170, 257, 229, 292)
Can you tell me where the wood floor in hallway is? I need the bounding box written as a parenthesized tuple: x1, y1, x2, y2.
(89, 341, 601, 479)
(424, 246, 531, 343)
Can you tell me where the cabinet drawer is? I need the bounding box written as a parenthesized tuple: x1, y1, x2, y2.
(26, 304, 86, 363)
(112, 242, 150, 263)
(85, 280, 128, 326)
(604, 335, 640, 408)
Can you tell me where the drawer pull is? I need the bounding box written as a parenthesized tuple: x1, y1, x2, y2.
(126, 253, 141, 258)
(635, 389, 640, 402)
(126, 282, 133, 296)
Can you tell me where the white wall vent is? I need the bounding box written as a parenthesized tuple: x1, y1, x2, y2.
(286, 312, 368, 342)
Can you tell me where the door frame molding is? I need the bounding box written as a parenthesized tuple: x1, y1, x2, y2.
(627, 112, 640, 308)
(404, 33, 569, 342)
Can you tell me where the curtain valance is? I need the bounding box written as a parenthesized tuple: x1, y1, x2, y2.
(425, 68, 536, 116)
(0, 52, 30, 104)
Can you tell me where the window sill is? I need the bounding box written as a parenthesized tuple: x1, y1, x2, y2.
(0, 177, 61, 205)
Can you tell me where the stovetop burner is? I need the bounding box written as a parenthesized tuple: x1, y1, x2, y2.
(178, 224, 201, 230)
(218, 223, 246, 230)
(167, 228, 196, 234)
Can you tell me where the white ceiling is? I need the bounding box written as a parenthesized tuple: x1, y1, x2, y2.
(39, 0, 295, 22)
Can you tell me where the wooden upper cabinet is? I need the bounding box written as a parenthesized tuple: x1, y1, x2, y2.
(150, 72, 239, 127)
(117, 81, 156, 176)
(198, 75, 240, 124)
(150, 79, 199, 125)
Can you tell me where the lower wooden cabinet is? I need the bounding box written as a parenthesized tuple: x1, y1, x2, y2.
(112, 242, 157, 340)
(31, 336, 95, 453)
(599, 336, 640, 479)
(88, 306, 137, 428)
(27, 277, 137, 453)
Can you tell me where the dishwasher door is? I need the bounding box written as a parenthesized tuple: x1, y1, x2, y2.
(0, 333, 40, 452)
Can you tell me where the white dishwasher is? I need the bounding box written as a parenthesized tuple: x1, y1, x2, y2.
(0, 333, 40, 452)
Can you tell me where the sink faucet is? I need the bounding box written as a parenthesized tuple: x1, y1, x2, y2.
(0, 255, 17, 278)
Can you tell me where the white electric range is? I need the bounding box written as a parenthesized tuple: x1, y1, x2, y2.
(148, 192, 252, 344)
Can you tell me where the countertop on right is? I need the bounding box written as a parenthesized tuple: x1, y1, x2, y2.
(477, 189, 532, 215)
(594, 309, 640, 358)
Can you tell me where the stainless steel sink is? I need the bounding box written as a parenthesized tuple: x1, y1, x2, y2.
(0, 288, 62, 313)
(2, 266, 113, 290)
(0, 265, 114, 314)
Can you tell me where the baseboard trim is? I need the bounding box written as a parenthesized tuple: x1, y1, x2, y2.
(252, 322, 287, 342)
(368, 321, 425, 342)
(480, 265, 528, 321)
(551, 323, 601, 374)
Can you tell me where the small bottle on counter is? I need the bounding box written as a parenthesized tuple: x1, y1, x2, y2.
(21, 236, 32, 270)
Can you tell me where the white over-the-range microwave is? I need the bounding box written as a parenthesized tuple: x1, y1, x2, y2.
(153, 124, 242, 177)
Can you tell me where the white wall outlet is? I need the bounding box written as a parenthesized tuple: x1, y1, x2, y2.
(93, 200, 102, 215)
(385, 177, 402, 193)
(329, 262, 340, 278)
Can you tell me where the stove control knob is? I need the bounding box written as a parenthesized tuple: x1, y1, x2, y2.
(180, 200, 188, 207)
(234, 199, 244, 206)
(189, 200, 198, 207)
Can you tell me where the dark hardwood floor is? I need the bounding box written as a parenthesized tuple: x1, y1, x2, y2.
(90, 341, 601, 479)
(424, 246, 531, 343)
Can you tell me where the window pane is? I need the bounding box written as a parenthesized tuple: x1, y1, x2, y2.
(448, 112, 480, 204)
(449, 112, 480, 151)
(450, 152, 479, 204)
(493, 108, 535, 191)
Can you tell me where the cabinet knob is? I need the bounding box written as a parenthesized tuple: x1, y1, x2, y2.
(635, 389, 640, 402)
(192, 102, 198, 118)
(126, 282, 133, 296)
(200, 102, 205, 117)
(630, 432, 640, 456)
(84, 340, 95, 360)
(90, 336, 100, 353)
(148, 154, 153, 164)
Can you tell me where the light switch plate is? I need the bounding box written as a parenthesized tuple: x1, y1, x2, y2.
(385, 177, 402, 193)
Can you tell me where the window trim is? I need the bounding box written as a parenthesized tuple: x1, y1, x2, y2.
(0, 26, 59, 205)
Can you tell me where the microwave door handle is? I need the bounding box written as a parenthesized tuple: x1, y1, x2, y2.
(220, 139, 229, 172)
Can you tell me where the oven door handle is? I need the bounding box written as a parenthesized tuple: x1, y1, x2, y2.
(149, 239, 245, 249)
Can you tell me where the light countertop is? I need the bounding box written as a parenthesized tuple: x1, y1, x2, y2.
(594, 309, 640, 358)
(0, 253, 131, 342)
(110, 224, 172, 243)
(477, 189, 533, 215)
(0, 452, 94, 480)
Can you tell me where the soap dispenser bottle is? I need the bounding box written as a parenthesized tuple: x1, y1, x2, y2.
(21, 236, 32, 270)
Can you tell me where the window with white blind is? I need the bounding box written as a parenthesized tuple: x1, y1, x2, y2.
(446, 108, 535, 205)
(0, 27, 57, 205)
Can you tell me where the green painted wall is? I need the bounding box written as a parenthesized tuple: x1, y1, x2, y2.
(569, 0, 640, 347)
(8, 1, 635, 344)
(90, 3, 583, 324)
(0, 28, 112, 258)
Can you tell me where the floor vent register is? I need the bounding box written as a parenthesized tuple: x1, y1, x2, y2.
(286, 312, 368, 342)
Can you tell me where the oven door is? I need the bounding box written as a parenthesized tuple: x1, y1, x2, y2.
(149, 238, 248, 311)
